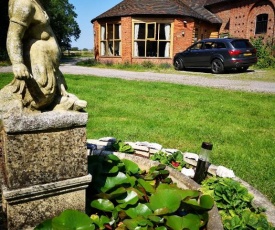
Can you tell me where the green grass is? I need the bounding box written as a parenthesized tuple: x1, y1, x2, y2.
(1, 72, 275, 205)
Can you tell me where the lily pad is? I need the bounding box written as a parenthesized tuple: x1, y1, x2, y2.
(182, 194, 214, 211)
(91, 199, 115, 212)
(101, 172, 129, 192)
(34, 219, 52, 230)
(137, 178, 155, 193)
(165, 214, 201, 230)
(122, 159, 140, 174)
(116, 190, 139, 208)
(199, 194, 214, 209)
(123, 216, 153, 229)
(125, 203, 153, 218)
(51, 210, 94, 230)
(149, 189, 182, 214)
(90, 214, 110, 229)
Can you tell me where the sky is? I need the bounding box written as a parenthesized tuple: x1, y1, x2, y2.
(69, 0, 122, 50)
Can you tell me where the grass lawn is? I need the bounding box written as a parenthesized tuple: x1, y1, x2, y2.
(0, 72, 274, 205)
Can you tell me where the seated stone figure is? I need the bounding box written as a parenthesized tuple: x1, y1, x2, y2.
(0, 0, 87, 115)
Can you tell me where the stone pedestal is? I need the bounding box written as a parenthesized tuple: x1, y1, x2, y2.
(0, 111, 92, 229)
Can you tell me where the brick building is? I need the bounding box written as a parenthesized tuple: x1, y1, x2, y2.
(91, 0, 275, 64)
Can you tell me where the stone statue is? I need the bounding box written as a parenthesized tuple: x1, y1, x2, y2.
(0, 0, 87, 115)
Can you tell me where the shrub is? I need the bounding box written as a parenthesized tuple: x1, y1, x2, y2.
(159, 62, 172, 69)
(251, 37, 275, 69)
(76, 58, 98, 67)
(141, 61, 155, 69)
(105, 60, 114, 67)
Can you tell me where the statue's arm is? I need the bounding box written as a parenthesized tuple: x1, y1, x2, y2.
(7, 0, 33, 79)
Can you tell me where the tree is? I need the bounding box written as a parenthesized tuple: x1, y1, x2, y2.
(41, 0, 81, 50)
(0, 0, 9, 59)
(0, 0, 80, 53)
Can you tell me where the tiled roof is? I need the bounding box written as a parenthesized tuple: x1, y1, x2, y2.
(204, 0, 232, 6)
(91, 0, 222, 24)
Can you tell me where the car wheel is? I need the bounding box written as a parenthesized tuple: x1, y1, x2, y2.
(237, 66, 248, 72)
(211, 59, 224, 74)
(174, 57, 184, 70)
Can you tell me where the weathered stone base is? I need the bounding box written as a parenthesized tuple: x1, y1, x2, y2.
(2, 175, 91, 230)
(0, 111, 89, 189)
(0, 111, 91, 229)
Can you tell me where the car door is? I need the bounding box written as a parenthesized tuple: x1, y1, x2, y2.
(199, 42, 214, 67)
(183, 42, 204, 67)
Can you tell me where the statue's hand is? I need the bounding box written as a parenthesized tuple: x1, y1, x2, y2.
(60, 84, 69, 97)
(12, 63, 30, 80)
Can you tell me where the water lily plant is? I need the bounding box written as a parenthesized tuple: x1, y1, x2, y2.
(35, 154, 214, 230)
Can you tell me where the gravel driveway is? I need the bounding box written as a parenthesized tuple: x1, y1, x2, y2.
(1, 64, 275, 94)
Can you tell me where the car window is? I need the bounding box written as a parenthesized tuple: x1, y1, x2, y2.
(190, 42, 203, 50)
(204, 42, 213, 49)
(213, 42, 226, 49)
(231, 40, 253, 49)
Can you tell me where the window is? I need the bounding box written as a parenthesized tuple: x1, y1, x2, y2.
(190, 42, 203, 50)
(231, 40, 253, 49)
(255, 14, 268, 34)
(100, 23, 121, 56)
(133, 22, 171, 58)
(212, 42, 226, 49)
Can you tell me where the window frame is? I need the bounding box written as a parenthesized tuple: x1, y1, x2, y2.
(100, 22, 121, 57)
(255, 13, 268, 34)
(132, 19, 173, 58)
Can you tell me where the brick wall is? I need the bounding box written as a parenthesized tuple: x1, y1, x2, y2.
(121, 17, 132, 63)
(209, 0, 275, 41)
(93, 21, 99, 61)
(93, 16, 219, 65)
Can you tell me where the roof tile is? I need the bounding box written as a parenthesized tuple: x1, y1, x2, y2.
(91, 0, 222, 23)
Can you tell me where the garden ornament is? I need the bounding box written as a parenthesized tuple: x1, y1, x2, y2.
(0, 0, 87, 116)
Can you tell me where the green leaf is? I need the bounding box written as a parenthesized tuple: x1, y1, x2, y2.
(165, 214, 201, 230)
(148, 215, 163, 223)
(122, 159, 140, 174)
(108, 187, 127, 199)
(103, 165, 119, 174)
(172, 151, 184, 162)
(137, 178, 155, 193)
(116, 190, 139, 208)
(126, 175, 137, 187)
(122, 217, 141, 230)
(199, 195, 214, 210)
(106, 154, 121, 162)
(179, 189, 200, 200)
(101, 172, 129, 192)
(34, 219, 52, 230)
(155, 227, 167, 230)
(149, 189, 182, 214)
(156, 164, 166, 170)
(112, 140, 134, 153)
(51, 210, 94, 230)
(90, 214, 110, 229)
(91, 199, 114, 212)
(125, 203, 153, 218)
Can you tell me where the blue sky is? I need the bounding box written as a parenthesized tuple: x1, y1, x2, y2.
(69, 0, 122, 50)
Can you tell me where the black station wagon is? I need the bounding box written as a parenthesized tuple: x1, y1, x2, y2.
(173, 38, 257, 74)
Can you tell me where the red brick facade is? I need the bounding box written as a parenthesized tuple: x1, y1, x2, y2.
(209, 0, 275, 41)
(93, 0, 275, 64)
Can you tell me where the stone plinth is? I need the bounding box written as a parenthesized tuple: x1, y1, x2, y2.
(0, 111, 91, 229)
